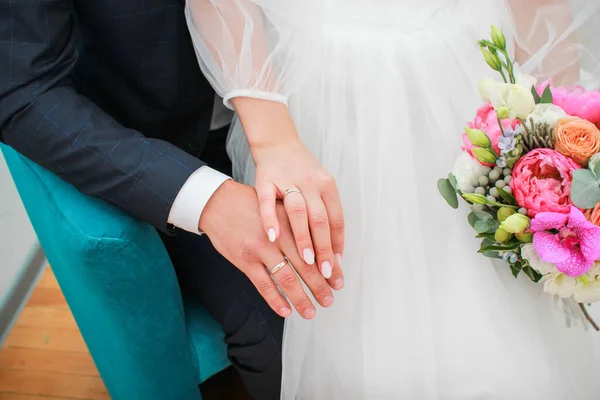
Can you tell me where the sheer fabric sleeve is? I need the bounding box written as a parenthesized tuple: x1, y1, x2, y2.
(507, 0, 600, 86)
(185, 0, 311, 109)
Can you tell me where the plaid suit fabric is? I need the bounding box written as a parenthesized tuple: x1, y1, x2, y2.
(0, 0, 216, 232)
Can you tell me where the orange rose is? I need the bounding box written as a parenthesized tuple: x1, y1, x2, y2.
(585, 204, 600, 227)
(554, 116, 600, 167)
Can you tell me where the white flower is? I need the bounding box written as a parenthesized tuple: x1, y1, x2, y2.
(543, 272, 579, 299)
(520, 244, 556, 275)
(572, 262, 600, 303)
(573, 279, 600, 303)
(525, 104, 567, 130)
(515, 73, 537, 91)
(477, 77, 498, 101)
(520, 244, 579, 298)
(492, 84, 536, 120)
(451, 152, 487, 192)
(589, 261, 600, 277)
(478, 76, 536, 120)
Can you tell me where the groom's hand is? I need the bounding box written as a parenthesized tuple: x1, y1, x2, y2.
(199, 180, 336, 319)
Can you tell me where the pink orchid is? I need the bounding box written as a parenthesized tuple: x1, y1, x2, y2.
(530, 206, 600, 277)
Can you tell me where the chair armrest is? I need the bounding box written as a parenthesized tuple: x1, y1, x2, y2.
(1, 145, 201, 400)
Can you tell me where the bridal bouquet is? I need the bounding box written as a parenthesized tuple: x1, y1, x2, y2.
(438, 26, 600, 312)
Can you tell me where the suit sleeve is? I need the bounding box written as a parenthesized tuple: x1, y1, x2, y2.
(0, 0, 205, 232)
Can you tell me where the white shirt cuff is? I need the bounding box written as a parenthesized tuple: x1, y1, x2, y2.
(167, 166, 231, 235)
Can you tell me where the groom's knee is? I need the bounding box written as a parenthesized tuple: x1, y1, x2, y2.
(223, 292, 284, 393)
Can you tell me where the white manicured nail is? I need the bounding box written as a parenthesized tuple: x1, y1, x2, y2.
(268, 228, 277, 243)
(321, 261, 332, 279)
(303, 249, 315, 265)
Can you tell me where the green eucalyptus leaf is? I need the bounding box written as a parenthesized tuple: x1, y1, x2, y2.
(496, 186, 518, 206)
(474, 219, 496, 233)
(571, 169, 600, 209)
(480, 238, 496, 248)
(540, 84, 553, 104)
(589, 153, 600, 177)
(483, 250, 503, 259)
(438, 178, 459, 209)
(594, 160, 600, 179)
(448, 173, 458, 190)
(468, 212, 480, 228)
(472, 208, 495, 221)
(531, 85, 541, 104)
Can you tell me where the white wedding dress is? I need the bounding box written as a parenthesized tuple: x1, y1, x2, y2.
(186, 1, 600, 398)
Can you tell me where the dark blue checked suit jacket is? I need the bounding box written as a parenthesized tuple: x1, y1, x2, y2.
(0, 0, 217, 232)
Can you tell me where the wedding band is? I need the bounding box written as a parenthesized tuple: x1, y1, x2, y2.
(284, 188, 302, 198)
(268, 257, 290, 275)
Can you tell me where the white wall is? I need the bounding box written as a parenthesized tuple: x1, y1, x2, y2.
(0, 151, 40, 320)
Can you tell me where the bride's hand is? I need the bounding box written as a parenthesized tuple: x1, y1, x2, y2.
(233, 97, 345, 289)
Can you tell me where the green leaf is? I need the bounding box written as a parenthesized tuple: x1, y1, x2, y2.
(496, 187, 518, 206)
(448, 173, 458, 190)
(474, 219, 495, 233)
(476, 232, 497, 240)
(483, 250, 503, 259)
(438, 178, 459, 209)
(480, 239, 503, 258)
(531, 85, 541, 104)
(540, 84, 553, 104)
(522, 266, 543, 282)
(571, 169, 600, 208)
(472, 208, 495, 220)
(504, 238, 522, 247)
(480, 238, 496, 248)
(589, 153, 600, 177)
(510, 262, 522, 278)
(467, 212, 480, 228)
(478, 243, 520, 253)
(594, 160, 600, 179)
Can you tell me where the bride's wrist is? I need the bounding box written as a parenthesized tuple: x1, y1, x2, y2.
(231, 96, 301, 150)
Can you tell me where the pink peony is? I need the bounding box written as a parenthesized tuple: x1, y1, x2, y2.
(510, 148, 581, 217)
(462, 102, 519, 166)
(530, 206, 600, 277)
(536, 81, 600, 128)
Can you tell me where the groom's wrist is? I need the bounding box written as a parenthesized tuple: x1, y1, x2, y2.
(167, 166, 231, 235)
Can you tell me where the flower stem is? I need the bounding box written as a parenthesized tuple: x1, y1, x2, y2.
(579, 303, 600, 332)
(497, 117, 505, 135)
(486, 43, 516, 84)
(499, 49, 516, 84)
(488, 145, 500, 159)
(487, 200, 517, 209)
(498, 69, 508, 83)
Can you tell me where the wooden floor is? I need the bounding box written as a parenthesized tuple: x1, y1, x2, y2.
(0, 267, 109, 400)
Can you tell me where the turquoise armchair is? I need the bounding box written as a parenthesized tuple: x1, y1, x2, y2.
(0, 144, 229, 400)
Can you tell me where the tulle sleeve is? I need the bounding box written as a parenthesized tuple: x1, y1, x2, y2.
(507, 0, 600, 86)
(185, 0, 310, 109)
